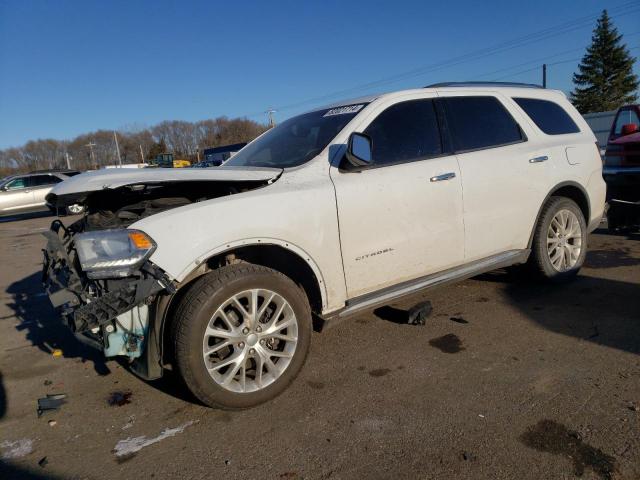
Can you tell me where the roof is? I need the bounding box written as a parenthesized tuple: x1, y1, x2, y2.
(425, 81, 542, 89)
(311, 82, 562, 114)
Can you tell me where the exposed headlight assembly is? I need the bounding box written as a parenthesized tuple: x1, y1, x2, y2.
(74, 229, 156, 279)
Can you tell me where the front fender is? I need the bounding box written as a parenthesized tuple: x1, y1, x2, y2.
(130, 172, 347, 313)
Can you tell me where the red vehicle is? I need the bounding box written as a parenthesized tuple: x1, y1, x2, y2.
(602, 105, 640, 231)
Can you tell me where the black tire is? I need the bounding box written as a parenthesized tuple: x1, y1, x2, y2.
(172, 263, 312, 409)
(528, 196, 588, 282)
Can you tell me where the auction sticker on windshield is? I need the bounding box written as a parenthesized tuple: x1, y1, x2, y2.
(323, 104, 365, 117)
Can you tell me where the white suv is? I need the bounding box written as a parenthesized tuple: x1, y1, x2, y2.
(43, 82, 605, 408)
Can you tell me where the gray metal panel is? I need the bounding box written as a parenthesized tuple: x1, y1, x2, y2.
(583, 110, 616, 145)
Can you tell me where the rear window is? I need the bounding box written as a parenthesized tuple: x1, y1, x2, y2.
(442, 96, 524, 152)
(613, 109, 640, 135)
(513, 98, 580, 135)
(30, 174, 63, 186)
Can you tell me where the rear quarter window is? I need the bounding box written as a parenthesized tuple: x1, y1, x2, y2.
(514, 97, 580, 135)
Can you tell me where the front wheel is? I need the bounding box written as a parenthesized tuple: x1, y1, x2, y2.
(172, 264, 312, 409)
(528, 196, 588, 281)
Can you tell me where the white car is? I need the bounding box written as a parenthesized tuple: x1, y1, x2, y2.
(43, 82, 606, 409)
(0, 171, 81, 216)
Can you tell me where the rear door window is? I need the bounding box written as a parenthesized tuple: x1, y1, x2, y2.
(364, 99, 443, 166)
(513, 97, 580, 135)
(442, 96, 524, 152)
(31, 175, 63, 187)
(613, 109, 640, 135)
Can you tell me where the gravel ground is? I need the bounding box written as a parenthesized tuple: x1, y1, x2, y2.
(0, 212, 638, 480)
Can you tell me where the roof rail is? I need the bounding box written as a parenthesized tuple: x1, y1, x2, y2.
(425, 81, 542, 89)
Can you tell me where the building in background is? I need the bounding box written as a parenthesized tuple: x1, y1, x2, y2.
(202, 143, 247, 166)
(583, 110, 617, 150)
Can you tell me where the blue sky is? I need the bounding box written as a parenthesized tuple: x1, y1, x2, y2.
(0, 0, 638, 149)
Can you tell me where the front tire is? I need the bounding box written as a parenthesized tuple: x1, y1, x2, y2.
(529, 196, 587, 281)
(172, 264, 312, 409)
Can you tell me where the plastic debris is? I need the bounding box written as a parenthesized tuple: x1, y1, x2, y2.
(450, 316, 469, 324)
(48, 420, 57, 427)
(37, 393, 67, 417)
(407, 301, 432, 326)
(52, 349, 63, 357)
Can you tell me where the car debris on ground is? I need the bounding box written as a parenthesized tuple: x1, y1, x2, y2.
(37, 393, 67, 417)
(407, 301, 432, 325)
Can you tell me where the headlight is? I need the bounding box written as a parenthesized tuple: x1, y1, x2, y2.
(74, 229, 156, 279)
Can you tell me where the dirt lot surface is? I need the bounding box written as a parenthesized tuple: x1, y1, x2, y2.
(0, 212, 639, 480)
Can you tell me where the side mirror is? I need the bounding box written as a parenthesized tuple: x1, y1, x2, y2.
(344, 132, 373, 168)
(621, 123, 639, 136)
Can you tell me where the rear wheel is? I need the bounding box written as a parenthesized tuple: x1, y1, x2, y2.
(529, 196, 587, 281)
(172, 263, 312, 409)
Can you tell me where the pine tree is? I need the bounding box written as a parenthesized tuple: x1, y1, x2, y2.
(571, 10, 638, 114)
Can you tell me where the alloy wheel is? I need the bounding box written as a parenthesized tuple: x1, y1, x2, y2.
(202, 289, 298, 393)
(547, 209, 583, 272)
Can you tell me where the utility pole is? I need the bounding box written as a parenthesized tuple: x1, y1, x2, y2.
(266, 109, 277, 128)
(542, 64, 547, 88)
(113, 131, 122, 167)
(85, 141, 97, 168)
(139, 144, 145, 163)
(196, 146, 200, 163)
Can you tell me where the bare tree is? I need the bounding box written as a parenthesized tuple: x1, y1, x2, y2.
(0, 116, 267, 175)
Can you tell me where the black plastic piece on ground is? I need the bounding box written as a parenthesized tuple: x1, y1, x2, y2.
(37, 393, 67, 417)
(407, 301, 432, 326)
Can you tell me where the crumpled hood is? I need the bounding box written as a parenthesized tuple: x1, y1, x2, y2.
(49, 166, 282, 197)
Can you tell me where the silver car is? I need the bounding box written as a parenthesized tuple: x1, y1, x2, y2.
(0, 171, 80, 216)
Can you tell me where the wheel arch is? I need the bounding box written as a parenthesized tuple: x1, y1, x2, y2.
(527, 181, 591, 249)
(157, 240, 327, 367)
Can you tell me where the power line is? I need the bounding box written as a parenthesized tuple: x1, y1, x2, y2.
(483, 31, 640, 80)
(242, 1, 639, 119)
(494, 45, 640, 81)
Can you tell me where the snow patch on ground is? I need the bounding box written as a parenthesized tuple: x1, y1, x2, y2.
(1, 439, 34, 459)
(113, 420, 198, 457)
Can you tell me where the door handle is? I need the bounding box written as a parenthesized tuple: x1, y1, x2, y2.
(529, 155, 548, 163)
(430, 172, 456, 182)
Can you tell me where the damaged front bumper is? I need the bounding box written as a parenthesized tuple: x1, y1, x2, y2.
(42, 220, 174, 379)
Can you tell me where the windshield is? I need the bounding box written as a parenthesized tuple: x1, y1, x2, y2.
(0, 175, 17, 189)
(225, 104, 367, 168)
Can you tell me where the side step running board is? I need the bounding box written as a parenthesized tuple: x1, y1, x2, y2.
(333, 249, 530, 319)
